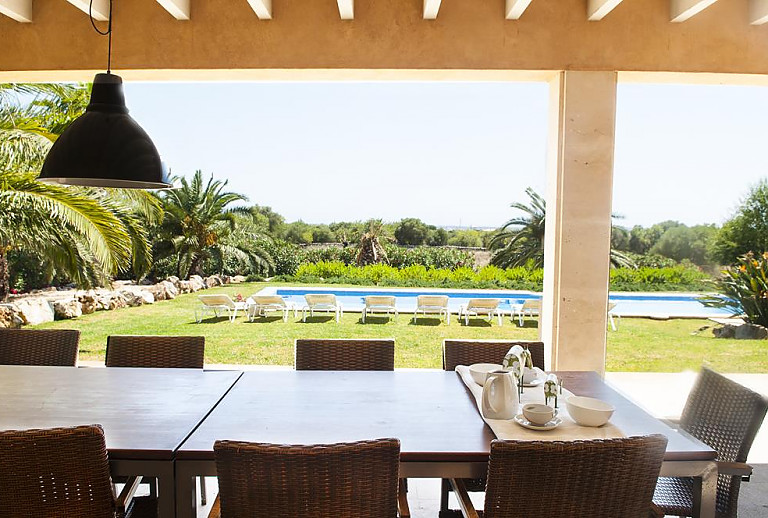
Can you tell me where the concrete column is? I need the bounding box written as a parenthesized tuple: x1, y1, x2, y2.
(541, 71, 617, 375)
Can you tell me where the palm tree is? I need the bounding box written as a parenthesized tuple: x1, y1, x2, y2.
(356, 219, 389, 266)
(0, 83, 158, 300)
(155, 170, 272, 278)
(490, 187, 635, 269)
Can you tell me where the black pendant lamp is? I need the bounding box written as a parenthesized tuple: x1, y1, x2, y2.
(39, 0, 171, 189)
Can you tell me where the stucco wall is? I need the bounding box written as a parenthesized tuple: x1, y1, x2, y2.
(1, 0, 767, 79)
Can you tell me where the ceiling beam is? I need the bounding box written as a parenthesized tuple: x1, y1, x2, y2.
(750, 0, 768, 24)
(423, 0, 441, 20)
(246, 0, 271, 19)
(337, 0, 353, 19)
(505, 0, 533, 20)
(66, 0, 109, 21)
(0, 0, 32, 22)
(587, 0, 624, 21)
(670, 0, 719, 22)
(156, 0, 189, 20)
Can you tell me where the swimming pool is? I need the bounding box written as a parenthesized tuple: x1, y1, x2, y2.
(255, 286, 738, 319)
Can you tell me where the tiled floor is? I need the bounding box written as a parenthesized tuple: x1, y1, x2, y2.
(192, 370, 768, 517)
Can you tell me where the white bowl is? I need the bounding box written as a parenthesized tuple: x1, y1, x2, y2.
(468, 364, 503, 386)
(566, 396, 615, 427)
(522, 403, 555, 425)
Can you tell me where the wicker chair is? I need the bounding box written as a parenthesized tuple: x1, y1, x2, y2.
(441, 340, 545, 515)
(0, 424, 142, 518)
(0, 328, 79, 366)
(653, 367, 768, 518)
(209, 438, 401, 518)
(443, 340, 545, 371)
(450, 435, 668, 518)
(105, 335, 206, 507)
(295, 338, 395, 371)
(105, 335, 205, 369)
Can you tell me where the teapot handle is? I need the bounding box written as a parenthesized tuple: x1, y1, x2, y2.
(482, 375, 499, 416)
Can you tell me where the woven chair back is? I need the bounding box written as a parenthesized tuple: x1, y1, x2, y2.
(0, 425, 115, 517)
(680, 367, 768, 515)
(0, 328, 79, 366)
(214, 438, 400, 518)
(106, 335, 205, 369)
(443, 340, 545, 371)
(295, 339, 394, 371)
(484, 436, 668, 518)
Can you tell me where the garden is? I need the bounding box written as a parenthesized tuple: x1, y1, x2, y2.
(33, 281, 768, 373)
(4, 83, 768, 374)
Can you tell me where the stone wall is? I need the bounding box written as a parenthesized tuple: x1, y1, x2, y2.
(0, 274, 246, 329)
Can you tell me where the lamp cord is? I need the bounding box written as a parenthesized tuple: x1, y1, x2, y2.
(89, 0, 114, 74)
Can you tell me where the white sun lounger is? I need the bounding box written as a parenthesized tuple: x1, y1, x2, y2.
(412, 295, 450, 324)
(608, 301, 621, 331)
(248, 295, 297, 323)
(302, 294, 343, 323)
(516, 299, 541, 327)
(459, 298, 502, 325)
(362, 296, 398, 323)
(195, 294, 247, 323)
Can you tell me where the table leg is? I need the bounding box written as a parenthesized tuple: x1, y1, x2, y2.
(110, 460, 176, 518)
(176, 460, 218, 518)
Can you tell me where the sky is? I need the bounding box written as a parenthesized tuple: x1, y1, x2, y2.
(123, 81, 768, 230)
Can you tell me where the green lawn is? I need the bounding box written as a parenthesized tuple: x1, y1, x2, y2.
(33, 282, 768, 372)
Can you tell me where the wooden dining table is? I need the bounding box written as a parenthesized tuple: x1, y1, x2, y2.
(0, 365, 242, 518)
(174, 370, 718, 518)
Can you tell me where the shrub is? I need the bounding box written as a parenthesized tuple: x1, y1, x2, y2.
(701, 252, 768, 325)
(285, 261, 710, 292)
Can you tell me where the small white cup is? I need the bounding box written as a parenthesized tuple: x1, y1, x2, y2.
(522, 403, 555, 425)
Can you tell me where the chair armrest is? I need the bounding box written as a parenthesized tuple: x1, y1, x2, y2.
(717, 461, 753, 478)
(449, 478, 480, 518)
(115, 476, 142, 517)
(659, 417, 681, 429)
(207, 494, 221, 518)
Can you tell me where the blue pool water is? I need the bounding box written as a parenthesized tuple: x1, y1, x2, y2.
(256, 286, 738, 319)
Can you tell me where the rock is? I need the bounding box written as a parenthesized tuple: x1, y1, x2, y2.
(713, 323, 768, 339)
(13, 298, 55, 325)
(189, 275, 205, 292)
(160, 280, 178, 299)
(176, 280, 192, 294)
(53, 299, 82, 320)
(119, 289, 154, 307)
(146, 281, 177, 301)
(232, 275, 247, 284)
(108, 292, 127, 310)
(76, 290, 98, 314)
(713, 325, 735, 338)
(204, 275, 223, 289)
(220, 275, 232, 285)
(0, 305, 23, 329)
(735, 323, 768, 339)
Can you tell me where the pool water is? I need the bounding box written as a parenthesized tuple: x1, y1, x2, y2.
(255, 286, 738, 319)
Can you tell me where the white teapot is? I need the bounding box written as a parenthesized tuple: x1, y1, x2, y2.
(481, 370, 519, 419)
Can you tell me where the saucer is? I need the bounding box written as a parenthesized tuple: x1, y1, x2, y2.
(513, 414, 562, 431)
(522, 378, 544, 388)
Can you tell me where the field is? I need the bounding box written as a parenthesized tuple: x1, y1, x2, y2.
(35, 282, 768, 372)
